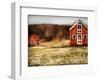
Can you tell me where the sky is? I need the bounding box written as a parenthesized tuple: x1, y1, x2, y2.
(28, 15, 88, 25)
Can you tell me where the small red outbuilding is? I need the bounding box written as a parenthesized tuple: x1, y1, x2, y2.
(28, 34, 40, 46)
(69, 19, 88, 46)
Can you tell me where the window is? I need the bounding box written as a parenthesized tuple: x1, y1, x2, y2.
(78, 35, 82, 40)
(78, 41, 81, 43)
(78, 25, 81, 29)
(83, 34, 87, 39)
(77, 30, 82, 33)
(77, 24, 82, 33)
(72, 34, 76, 39)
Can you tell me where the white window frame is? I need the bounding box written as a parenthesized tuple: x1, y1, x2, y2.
(77, 34, 82, 45)
(77, 24, 82, 33)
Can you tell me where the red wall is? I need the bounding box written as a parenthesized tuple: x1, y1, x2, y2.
(82, 25, 88, 46)
(70, 25, 77, 46)
(70, 24, 88, 46)
(82, 25, 88, 34)
(70, 25, 77, 34)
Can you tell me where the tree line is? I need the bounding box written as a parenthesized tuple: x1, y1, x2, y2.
(28, 24, 71, 41)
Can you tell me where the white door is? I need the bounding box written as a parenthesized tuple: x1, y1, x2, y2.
(77, 34, 82, 45)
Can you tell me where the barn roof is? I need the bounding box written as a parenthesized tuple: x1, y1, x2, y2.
(69, 19, 88, 30)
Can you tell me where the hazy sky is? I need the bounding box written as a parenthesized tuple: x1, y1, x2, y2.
(28, 15, 88, 25)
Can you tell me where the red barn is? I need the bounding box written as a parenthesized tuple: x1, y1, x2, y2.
(69, 19, 88, 46)
(28, 34, 40, 46)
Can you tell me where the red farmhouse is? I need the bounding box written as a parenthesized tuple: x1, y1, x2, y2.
(28, 34, 40, 46)
(69, 19, 88, 46)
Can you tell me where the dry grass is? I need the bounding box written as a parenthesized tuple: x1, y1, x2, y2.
(39, 40, 70, 48)
(28, 42, 88, 66)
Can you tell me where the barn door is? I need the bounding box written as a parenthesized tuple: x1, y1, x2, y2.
(77, 34, 82, 45)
